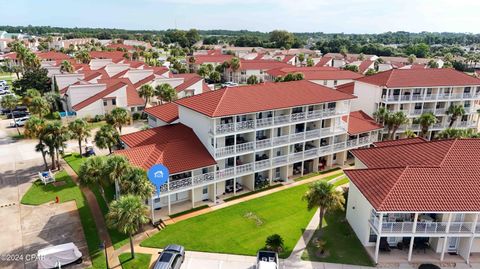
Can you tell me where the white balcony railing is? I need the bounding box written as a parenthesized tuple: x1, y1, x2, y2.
(370, 219, 475, 235)
(236, 141, 254, 154)
(256, 139, 272, 150)
(214, 108, 348, 135)
(382, 92, 480, 103)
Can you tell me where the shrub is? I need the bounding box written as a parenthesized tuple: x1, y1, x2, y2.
(93, 114, 104, 122)
(265, 234, 284, 253)
(51, 111, 61, 120)
(132, 112, 141, 120)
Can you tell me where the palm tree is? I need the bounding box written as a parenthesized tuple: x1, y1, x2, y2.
(24, 116, 48, 169)
(303, 181, 344, 234)
(28, 97, 50, 118)
(209, 71, 221, 83)
(1, 95, 21, 135)
(265, 234, 284, 253)
(60, 60, 74, 73)
(446, 105, 466, 127)
(155, 83, 177, 104)
(68, 118, 91, 156)
(230, 57, 241, 73)
(373, 107, 389, 125)
(386, 111, 409, 140)
(106, 195, 149, 258)
(404, 129, 417, 138)
(106, 107, 130, 134)
(94, 124, 120, 154)
(43, 91, 60, 112)
(298, 53, 305, 66)
(78, 156, 107, 189)
(417, 112, 437, 139)
(40, 121, 68, 170)
(407, 54, 417, 64)
(138, 84, 155, 117)
(437, 128, 465, 139)
(119, 166, 154, 199)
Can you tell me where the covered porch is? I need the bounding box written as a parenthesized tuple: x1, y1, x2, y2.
(365, 245, 466, 266)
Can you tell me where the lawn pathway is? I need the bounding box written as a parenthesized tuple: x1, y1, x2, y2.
(287, 208, 320, 263)
(61, 160, 121, 268)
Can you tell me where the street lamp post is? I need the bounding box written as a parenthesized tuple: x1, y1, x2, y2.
(99, 241, 109, 269)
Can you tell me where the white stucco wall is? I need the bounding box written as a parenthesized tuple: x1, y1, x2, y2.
(178, 106, 214, 156)
(124, 69, 154, 84)
(67, 84, 106, 107)
(310, 79, 354, 89)
(55, 74, 84, 91)
(346, 181, 375, 246)
(351, 81, 383, 115)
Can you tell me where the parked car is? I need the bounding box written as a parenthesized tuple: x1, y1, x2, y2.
(221, 82, 239, 88)
(256, 250, 278, 269)
(37, 242, 83, 269)
(153, 244, 185, 269)
(418, 264, 441, 269)
(6, 111, 29, 119)
(10, 116, 29, 127)
(0, 80, 6, 86)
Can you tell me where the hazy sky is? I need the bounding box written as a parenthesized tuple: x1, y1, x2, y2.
(2, 0, 479, 33)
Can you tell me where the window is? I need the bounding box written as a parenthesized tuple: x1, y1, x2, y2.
(103, 101, 107, 106)
(327, 102, 336, 109)
(323, 80, 328, 86)
(202, 187, 208, 194)
(112, 99, 116, 105)
(333, 80, 338, 86)
(131, 107, 135, 112)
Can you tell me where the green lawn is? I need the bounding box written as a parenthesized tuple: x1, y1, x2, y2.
(118, 253, 152, 269)
(333, 177, 349, 187)
(141, 183, 317, 258)
(20, 171, 106, 269)
(88, 121, 108, 130)
(301, 209, 373, 266)
(64, 153, 129, 249)
(294, 170, 344, 182)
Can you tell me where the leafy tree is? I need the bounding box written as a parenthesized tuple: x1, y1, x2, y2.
(365, 68, 377, 76)
(303, 181, 344, 234)
(373, 107, 388, 124)
(298, 53, 305, 66)
(43, 91, 61, 112)
(106, 195, 149, 259)
(404, 129, 417, 138)
(28, 96, 50, 118)
(68, 118, 91, 156)
(436, 128, 474, 139)
(106, 107, 130, 134)
(407, 54, 417, 64)
(306, 57, 314, 67)
(197, 65, 210, 78)
(22, 88, 41, 107)
(155, 83, 177, 104)
(247, 75, 259, 85)
(280, 72, 304, 82)
(209, 71, 221, 83)
(269, 30, 294, 49)
(138, 84, 155, 117)
(1, 95, 21, 135)
(418, 112, 437, 138)
(75, 50, 91, 64)
(13, 68, 51, 95)
(427, 59, 439, 68)
(344, 65, 359, 72)
(265, 234, 284, 253)
(446, 104, 466, 127)
(24, 116, 48, 169)
(94, 124, 120, 154)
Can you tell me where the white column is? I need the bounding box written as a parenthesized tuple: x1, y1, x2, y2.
(233, 177, 237, 195)
(441, 213, 453, 261)
(191, 189, 195, 209)
(466, 213, 479, 264)
(213, 183, 217, 204)
(150, 196, 155, 224)
(168, 195, 171, 215)
(408, 213, 418, 262)
(374, 213, 384, 264)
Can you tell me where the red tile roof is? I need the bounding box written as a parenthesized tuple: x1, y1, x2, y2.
(358, 60, 374, 74)
(193, 54, 233, 65)
(176, 80, 356, 117)
(336, 82, 354, 94)
(373, 137, 426, 147)
(343, 110, 382, 135)
(72, 81, 127, 111)
(133, 74, 155, 88)
(315, 56, 333, 67)
(346, 139, 480, 211)
(266, 67, 361, 81)
(172, 73, 203, 93)
(36, 51, 71, 61)
(238, 59, 291, 71)
(357, 68, 480, 88)
(89, 51, 126, 60)
(116, 124, 216, 173)
(144, 102, 179, 123)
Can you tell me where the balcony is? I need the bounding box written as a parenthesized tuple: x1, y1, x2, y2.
(370, 219, 475, 235)
(256, 138, 272, 150)
(255, 159, 271, 171)
(236, 120, 255, 131)
(382, 92, 480, 103)
(394, 121, 477, 132)
(236, 141, 254, 154)
(272, 155, 288, 166)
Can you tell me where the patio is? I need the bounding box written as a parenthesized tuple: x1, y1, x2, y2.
(365, 246, 465, 266)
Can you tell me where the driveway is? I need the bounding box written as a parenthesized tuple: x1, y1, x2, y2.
(0, 119, 89, 269)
